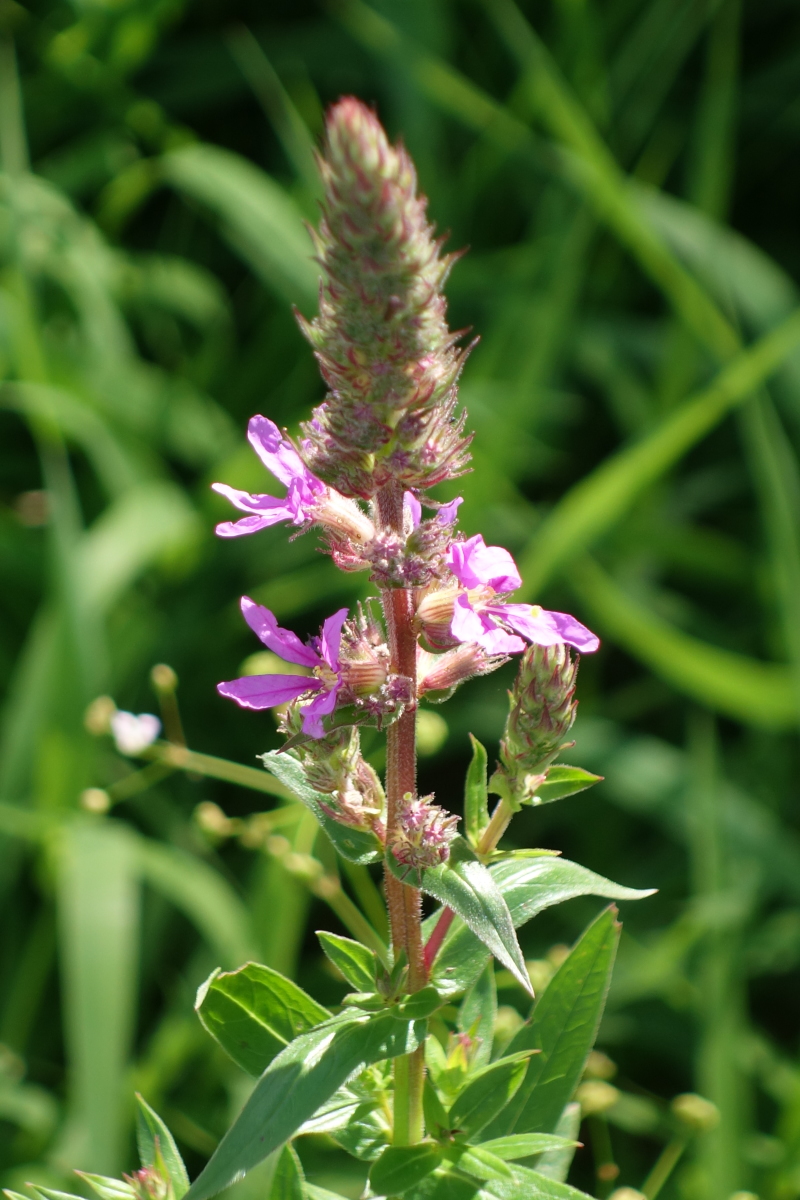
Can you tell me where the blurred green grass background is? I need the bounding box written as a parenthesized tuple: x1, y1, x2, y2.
(2, 0, 800, 1195)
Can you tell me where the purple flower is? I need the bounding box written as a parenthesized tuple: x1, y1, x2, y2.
(446, 534, 599, 655)
(212, 416, 325, 538)
(217, 597, 349, 738)
(447, 534, 521, 593)
(403, 491, 463, 531)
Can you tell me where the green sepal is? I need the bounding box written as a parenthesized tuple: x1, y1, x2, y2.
(195, 962, 330, 1076)
(521, 766, 602, 806)
(447, 1051, 535, 1141)
(464, 734, 490, 848)
(135, 1093, 190, 1198)
(317, 931, 378, 992)
(369, 1144, 443, 1195)
(260, 751, 383, 863)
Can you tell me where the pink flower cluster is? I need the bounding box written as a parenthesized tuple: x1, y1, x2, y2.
(214, 417, 598, 739)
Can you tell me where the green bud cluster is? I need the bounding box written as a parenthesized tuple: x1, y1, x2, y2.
(493, 643, 578, 806)
(298, 97, 471, 499)
(280, 707, 386, 833)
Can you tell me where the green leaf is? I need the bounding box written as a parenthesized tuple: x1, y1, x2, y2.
(184, 1010, 424, 1200)
(317, 932, 377, 993)
(482, 907, 620, 1140)
(479, 1133, 579, 1160)
(459, 963, 496, 1070)
(306, 1189, 350, 1200)
(261, 751, 383, 864)
(268, 1145, 304, 1200)
(195, 962, 330, 1077)
(534, 1103, 581, 1182)
(429, 856, 653, 997)
(523, 766, 602, 806)
(445, 1145, 513, 1183)
(424, 1078, 451, 1139)
(75, 1175, 135, 1200)
(465, 734, 490, 848)
(397, 985, 445, 1019)
(135, 1094, 189, 1198)
(390, 838, 532, 995)
(369, 1144, 443, 1195)
(448, 1052, 534, 1140)
(483, 1163, 593, 1199)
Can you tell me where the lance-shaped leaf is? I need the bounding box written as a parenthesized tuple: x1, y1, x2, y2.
(184, 1009, 424, 1200)
(534, 1103, 581, 1182)
(447, 1052, 535, 1141)
(135, 1094, 189, 1198)
(483, 1163, 594, 1199)
(268, 1145, 304, 1200)
(317, 932, 377, 993)
(389, 838, 531, 995)
(464, 734, 490, 848)
(458, 963, 496, 1070)
(478, 1133, 580, 1160)
(369, 1144, 443, 1195)
(429, 857, 653, 997)
(482, 907, 620, 1140)
(195, 962, 330, 1077)
(261, 750, 383, 864)
(521, 766, 602, 806)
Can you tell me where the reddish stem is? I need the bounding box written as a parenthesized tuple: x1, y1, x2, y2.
(423, 906, 455, 972)
(378, 483, 426, 990)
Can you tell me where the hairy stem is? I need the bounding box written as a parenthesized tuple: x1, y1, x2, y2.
(478, 796, 515, 856)
(377, 483, 426, 1144)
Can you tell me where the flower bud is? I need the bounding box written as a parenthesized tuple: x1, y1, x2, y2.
(416, 587, 460, 649)
(279, 709, 385, 833)
(124, 1167, 170, 1200)
(494, 643, 579, 805)
(390, 793, 459, 870)
(417, 642, 499, 698)
(299, 98, 471, 499)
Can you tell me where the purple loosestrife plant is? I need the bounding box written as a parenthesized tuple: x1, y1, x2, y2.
(70, 99, 657, 1200)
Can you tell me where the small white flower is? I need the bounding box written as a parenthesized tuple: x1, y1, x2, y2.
(110, 711, 161, 755)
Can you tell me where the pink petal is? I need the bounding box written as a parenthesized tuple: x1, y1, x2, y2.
(301, 684, 340, 738)
(215, 515, 288, 538)
(217, 674, 319, 710)
(447, 535, 522, 593)
(450, 594, 489, 642)
(437, 497, 463, 525)
(240, 597, 321, 668)
(211, 482, 289, 515)
(320, 608, 349, 669)
(497, 604, 600, 653)
(404, 491, 422, 529)
(477, 628, 526, 655)
(248, 415, 315, 490)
